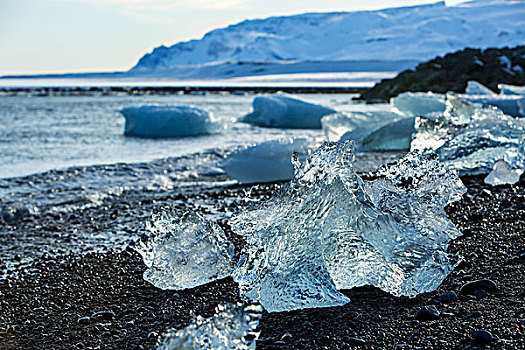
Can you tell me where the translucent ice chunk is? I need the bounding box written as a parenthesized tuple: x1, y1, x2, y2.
(156, 303, 262, 350)
(444, 93, 482, 126)
(391, 92, 446, 117)
(465, 81, 495, 95)
(220, 138, 314, 184)
(484, 160, 524, 186)
(232, 141, 465, 312)
(135, 210, 234, 290)
(241, 93, 336, 129)
(498, 83, 525, 96)
(437, 108, 525, 175)
(120, 105, 220, 138)
(346, 117, 415, 151)
(321, 111, 400, 142)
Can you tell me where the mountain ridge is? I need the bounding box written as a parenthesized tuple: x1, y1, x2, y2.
(133, 0, 525, 71)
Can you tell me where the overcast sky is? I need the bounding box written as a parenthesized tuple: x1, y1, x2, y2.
(0, 0, 466, 75)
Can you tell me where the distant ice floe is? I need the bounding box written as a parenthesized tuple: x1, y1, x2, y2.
(465, 81, 496, 95)
(120, 105, 221, 138)
(135, 210, 234, 290)
(156, 303, 262, 350)
(484, 160, 524, 186)
(241, 93, 336, 129)
(498, 83, 525, 96)
(232, 141, 465, 312)
(220, 137, 316, 184)
(412, 93, 525, 176)
(390, 92, 446, 117)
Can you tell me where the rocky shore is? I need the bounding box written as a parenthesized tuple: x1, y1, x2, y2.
(0, 172, 524, 349)
(358, 46, 525, 102)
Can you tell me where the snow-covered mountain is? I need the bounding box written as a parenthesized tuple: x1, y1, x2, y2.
(133, 0, 525, 72)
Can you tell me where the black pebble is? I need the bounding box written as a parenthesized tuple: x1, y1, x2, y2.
(474, 289, 487, 299)
(415, 306, 440, 321)
(459, 279, 497, 296)
(473, 330, 494, 344)
(467, 311, 482, 319)
(437, 291, 459, 303)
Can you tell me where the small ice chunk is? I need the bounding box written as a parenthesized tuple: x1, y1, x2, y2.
(391, 92, 446, 117)
(120, 105, 220, 138)
(463, 95, 525, 117)
(343, 117, 416, 151)
(135, 210, 234, 290)
(241, 93, 336, 129)
(465, 81, 495, 95)
(156, 303, 262, 350)
(321, 111, 400, 142)
(220, 138, 314, 184)
(444, 93, 481, 126)
(498, 83, 525, 96)
(484, 160, 524, 186)
(232, 141, 464, 312)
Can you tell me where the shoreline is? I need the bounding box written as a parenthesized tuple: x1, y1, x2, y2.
(1, 174, 524, 349)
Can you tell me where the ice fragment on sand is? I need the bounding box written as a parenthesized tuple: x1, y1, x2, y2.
(156, 303, 262, 350)
(484, 160, 524, 186)
(390, 92, 446, 117)
(232, 141, 464, 312)
(498, 83, 525, 96)
(465, 81, 495, 95)
(411, 94, 525, 175)
(241, 93, 336, 129)
(120, 105, 220, 138)
(436, 107, 525, 175)
(136, 210, 234, 290)
(220, 138, 314, 184)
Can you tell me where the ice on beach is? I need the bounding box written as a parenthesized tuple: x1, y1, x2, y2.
(232, 141, 465, 312)
(412, 95, 525, 175)
(465, 81, 495, 96)
(135, 210, 234, 290)
(321, 111, 400, 142)
(463, 95, 525, 117)
(498, 83, 525, 96)
(156, 303, 262, 350)
(220, 138, 314, 184)
(120, 105, 220, 138)
(345, 117, 416, 151)
(241, 93, 336, 129)
(484, 160, 524, 186)
(391, 92, 446, 117)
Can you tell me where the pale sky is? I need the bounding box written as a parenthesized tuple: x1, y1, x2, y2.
(0, 0, 466, 75)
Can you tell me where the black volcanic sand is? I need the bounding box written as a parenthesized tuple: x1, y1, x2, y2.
(1, 175, 524, 349)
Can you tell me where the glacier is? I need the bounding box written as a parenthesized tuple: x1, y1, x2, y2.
(220, 138, 314, 184)
(156, 303, 262, 350)
(120, 106, 220, 138)
(135, 210, 234, 290)
(484, 160, 524, 186)
(133, 1, 525, 74)
(232, 141, 465, 312)
(240, 94, 336, 129)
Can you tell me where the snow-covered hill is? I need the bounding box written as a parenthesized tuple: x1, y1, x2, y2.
(133, 0, 525, 72)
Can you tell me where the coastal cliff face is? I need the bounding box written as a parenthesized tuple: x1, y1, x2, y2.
(358, 46, 525, 102)
(132, 1, 525, 71)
